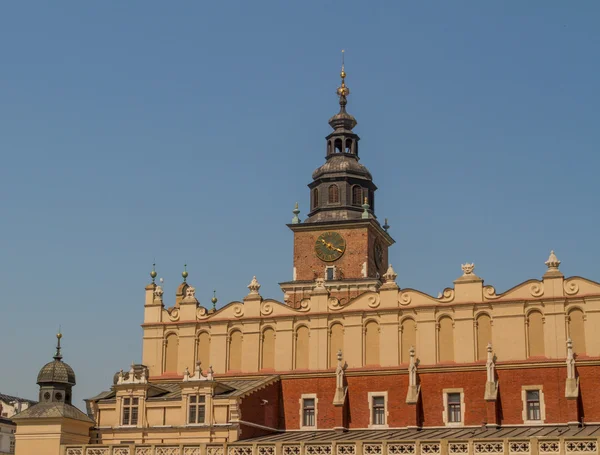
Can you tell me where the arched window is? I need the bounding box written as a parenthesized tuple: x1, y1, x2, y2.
(351, 186, 362, 206)
(345, 138, 353, 154)
(327, 141, 333, 156)
(438, 317, 454, 362)
(196, 332, 210, 369)
(328, 185, 339, 204)
(568, 309, 586, 355)
(329, 323, 344, 368)
(295, 326, 309, 370)
(228, 330, 243, 371)
(476, 314, 492, 361)
(334, 138, 343, 153)
(164, 333, 178, 373)
(312, 188, 319, 209)
(401, 318, 417, 364)
(527, 311, 545, 357)
(261, 328, 276, 370)
(365, 321, 380, 365)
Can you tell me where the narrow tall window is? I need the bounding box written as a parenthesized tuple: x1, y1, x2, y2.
(302, 398, 315, 427)
(122, 397, 139, 426)
(447, 393, 461, 423)
(326, 266, 335, 281)
(526, 390, 541, 421)
(312, 188, 319, 209)
(188, 395, 206, 424)
(352, 185, 362, 206)
(372, 396, 386, 426)
(328, 185, 339, 204)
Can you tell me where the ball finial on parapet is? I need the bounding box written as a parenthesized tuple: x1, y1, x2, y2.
(182, 264, 188, 282)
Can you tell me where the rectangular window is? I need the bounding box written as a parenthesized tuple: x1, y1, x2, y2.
(302, 398, 315, 427)
(526, 390, 541, 421)
(122, 397, 139, 426)
(372, 396, 386, 426)
(10, 438, 15, 454)
(326, 267, 335, 281)
(188, 395, 206, 424)
(447, 393, 462, 423)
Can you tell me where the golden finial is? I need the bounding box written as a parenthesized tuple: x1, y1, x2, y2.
(336, 49, 350, 100)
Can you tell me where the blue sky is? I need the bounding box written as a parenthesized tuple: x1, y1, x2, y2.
(1, 2, 599, 408)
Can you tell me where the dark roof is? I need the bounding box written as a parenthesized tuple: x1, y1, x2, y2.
(37, 360, 76, 385)
(11, 402, 93, 423)
(0, 416, 15, 426)
(243, 425, 600, 442)
(89, 376, 279, 403)
(0, 393, 37, 406)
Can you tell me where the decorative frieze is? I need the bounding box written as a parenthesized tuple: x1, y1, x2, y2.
(539, 442, 560, 454)
(306, 445, 332, 455)
(229, 446, 253, 455)
(364, 444, 383, 455)
(336, 444, 356, 455)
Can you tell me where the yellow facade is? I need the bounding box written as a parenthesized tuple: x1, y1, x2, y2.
(142, 258, 600, 381)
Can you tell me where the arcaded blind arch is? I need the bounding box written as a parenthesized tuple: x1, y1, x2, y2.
(228, 330, 243, 372)
(401, 318, 417, 364)
(261, 328, 276, 370)
(364, 321, 380, 366)
(438, 317, 455, 363)
(196, 332, 210, 369)
(527, 311, 545, 357)
(164, 333, 178, 373)
(568, 308, 586, 355)
(295, 326, 309, 370)
(476, 313, 492, 361)
(329, 323, 344, 368)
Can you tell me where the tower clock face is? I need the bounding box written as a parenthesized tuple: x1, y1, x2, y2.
(374, 240, 384, 269)
(315, 231, 346, 262)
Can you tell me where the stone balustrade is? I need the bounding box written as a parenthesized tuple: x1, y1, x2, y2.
(61, 438, 599, 455)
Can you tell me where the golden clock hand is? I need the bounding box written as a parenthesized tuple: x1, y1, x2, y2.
(334, 247, 343, 253)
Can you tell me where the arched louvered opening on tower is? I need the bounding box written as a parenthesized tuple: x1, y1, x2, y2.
(334, 138, 343, 154)
(345, 138, 353, 154)
(352, 185, 363, 206)
(328, 184, 340, 204)
(312, 188, 319, 210)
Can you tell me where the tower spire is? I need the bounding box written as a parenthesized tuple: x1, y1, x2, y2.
(336, 50, 350, 112)
(54, 330, 63, 361)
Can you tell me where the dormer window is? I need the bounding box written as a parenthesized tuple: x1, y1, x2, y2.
(122, 397, 139, 426)
(188, 395, 206, 424)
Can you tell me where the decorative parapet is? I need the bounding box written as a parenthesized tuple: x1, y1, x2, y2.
(116, 363, 148, 385)
(183, 360, 214, 382)
(64, 439, 600, 455)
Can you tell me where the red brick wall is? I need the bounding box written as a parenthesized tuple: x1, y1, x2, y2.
(293, 227, 370, 281)
(238, 381, 282, 439)
(276, 364, 600, 430)
(292, 226, 390, 282)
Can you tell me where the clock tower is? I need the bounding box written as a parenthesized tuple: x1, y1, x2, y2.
(281, 57, 395, 308)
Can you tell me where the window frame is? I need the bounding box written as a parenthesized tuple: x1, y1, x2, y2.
(299, 393, 318, 429)
(368, 391, 388, 429)
(521, 385, 546, 424)
(121, 396, 139, 427)
(328, 184, 340, 204)
(442, 389, 465, 427)
(187, 394, 207, 425)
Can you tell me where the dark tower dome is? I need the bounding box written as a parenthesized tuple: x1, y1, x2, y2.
(37, 360, 76, 386)
(36, 333, 76, 404)
(306, 55, 377, 223)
